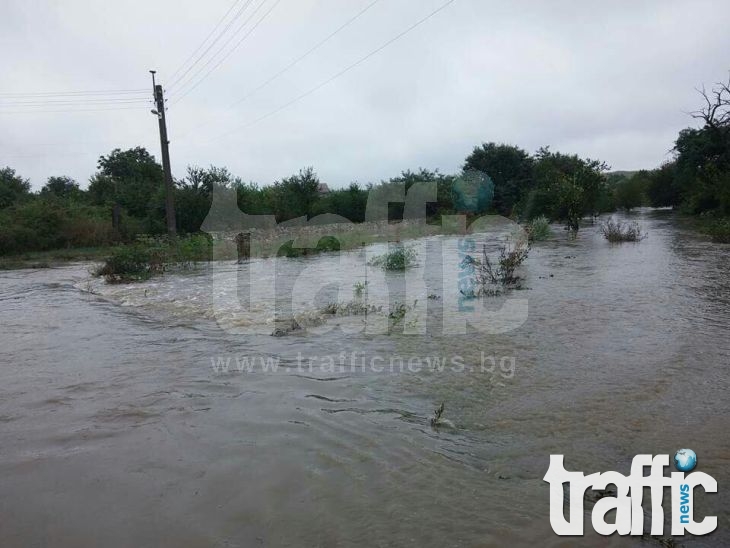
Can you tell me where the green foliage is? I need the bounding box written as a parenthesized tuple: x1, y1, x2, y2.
(277, 236, 341, 258)
(96, 244, 165, 283)
(463, 143, 533, 216)
(311, 182, 368, 222)
(89, 147, 164, 219)
(526, 215, 551, 241)
(700, 217, 730, 243)
(95, 234, 213, 283)
(0, 167, 31, 209)
(0, 198, 114, 255)
(613, 171, 649, 211)
(599, 218, 647, 242)
(464, 239, 530, 293)
(41, 176, 80, 200)
(521, 147, 609, 228)
(369, 245, 418, 270)
(270, 167, 320, 221)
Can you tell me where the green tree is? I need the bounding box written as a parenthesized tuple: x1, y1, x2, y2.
(89, 147, 164, 219)
(614, 171, 648, 211)
(523, 147, 608, 227)
(271, 167, 320, 221)
(176, 165, 240, 233)
(0, 167, 31, 209)
(463, 143, 533, 216)
(41, 176, 80, 200)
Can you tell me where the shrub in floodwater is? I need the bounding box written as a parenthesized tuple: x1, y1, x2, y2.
(599, 218, 647, 242)
(462, 238, 530, 295)
(526, 215, 551, 242)
(353, 281, 368, 298)
(95, 234, 213, 283)
(95, 244, 164, 283)
(277, 236, 341, 258)
(702, 217, 730, 243)
(369, 245, 417, 271)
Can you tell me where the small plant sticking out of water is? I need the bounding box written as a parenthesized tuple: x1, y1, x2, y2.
(429, 402, 455, 429)
(526, 216, 552, 242)
(462, 238, 530, 296)
(353, 281, 368, 298)
(369, 245, 418, 271)
(599, 218, 647, 242)
(320, 300, 380, 317)
(388, 300, 418, 324)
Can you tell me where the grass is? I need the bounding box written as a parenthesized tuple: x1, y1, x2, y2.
(526, 216, 551, 242)
(599, 218, 647, 242)
(369, 245, 418, 270)
(699, 217, 730, 243)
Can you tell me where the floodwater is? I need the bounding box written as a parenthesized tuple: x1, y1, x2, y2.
(0, 210, 728, 547)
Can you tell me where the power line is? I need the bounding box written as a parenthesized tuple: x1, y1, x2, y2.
(0, 98, 151, 106)
(177, 0, 381, 139)
(0, 105, 150, 114)
(169, 0, 281, 105)
(167, 0, 246, 83)
(167, 0, 256, 92)
(201, 0, 456, 143)
(0, 89, 147, 98)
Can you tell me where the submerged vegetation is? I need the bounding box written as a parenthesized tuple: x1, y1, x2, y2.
(94, 234, 212, 283)
(525, 215, 551, 241)
(369, 245, 418, 271)
(599, 218, 647, 243)
(700, 217, 730, 243)
(462, 238, 530, 296)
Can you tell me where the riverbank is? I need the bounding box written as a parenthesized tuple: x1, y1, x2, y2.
(0, 246, 115, 270)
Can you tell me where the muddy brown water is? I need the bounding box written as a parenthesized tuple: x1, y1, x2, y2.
(0, 210, 728, 547)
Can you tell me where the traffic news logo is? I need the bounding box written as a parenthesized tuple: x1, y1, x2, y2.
(543, 451, 718, 537)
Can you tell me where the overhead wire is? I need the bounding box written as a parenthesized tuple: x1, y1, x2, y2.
(166, 0, 257, 92)
(199, 0, 456, 143)
(168, 0, 281, 105)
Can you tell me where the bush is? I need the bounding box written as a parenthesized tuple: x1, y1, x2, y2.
(95, 234, 213, 283)
(526, 216, 551, 241)
(369, 245, 418, 270)
(95, 245, 164, 283)
(599, 218, 646, 242)
(277, 236, 341, 258)
(462, 238, 530, 295)
(702, 217, 730, 243)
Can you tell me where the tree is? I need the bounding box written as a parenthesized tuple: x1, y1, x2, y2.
(0, 167, 31, 209)
(176, 165, 240, 233)
(89, 147, 164, 219)
(271, 167, 320, 221)
(463, 143, 533, 216)
(524, 147, 609, 227)
(646, 161, 680, 208)
(41, 176, 80, 200)
(614, 171, 649, 211)
(668, 76, 730, 215)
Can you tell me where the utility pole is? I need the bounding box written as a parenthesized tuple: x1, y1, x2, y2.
(150, 70, 176, 236)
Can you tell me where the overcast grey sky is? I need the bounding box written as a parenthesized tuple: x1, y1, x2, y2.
(2, 0, 729, 190)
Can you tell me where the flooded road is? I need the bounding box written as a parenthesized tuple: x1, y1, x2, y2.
(0, 210, 728, 547)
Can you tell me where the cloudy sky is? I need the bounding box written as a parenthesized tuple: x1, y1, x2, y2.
(2, 0, 729, 190)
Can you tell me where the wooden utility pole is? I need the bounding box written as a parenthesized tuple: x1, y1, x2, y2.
(150, 70, 176, 236)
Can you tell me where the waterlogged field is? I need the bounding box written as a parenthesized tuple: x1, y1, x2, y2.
(0, 210, 728, 546)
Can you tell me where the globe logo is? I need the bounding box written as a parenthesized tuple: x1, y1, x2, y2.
(452, 170, 494, 213)
(674, 448, 697, 472)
